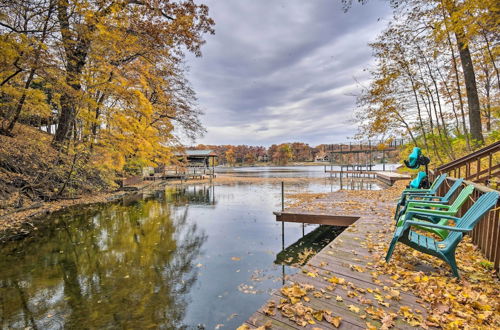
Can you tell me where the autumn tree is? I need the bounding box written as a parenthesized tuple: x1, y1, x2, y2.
(0, 0, 215, 179)
(0, 0, 55, 135)
(225, 147, 236, 166)
(356, 0, 498, 164)
(244, 152, 256, 165)
(272, 144, 294, 165)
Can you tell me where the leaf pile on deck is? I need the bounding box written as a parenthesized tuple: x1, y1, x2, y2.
(263, 283, 343, 327)
(369, 237, 500, 328)
(265, 182, 500, 328)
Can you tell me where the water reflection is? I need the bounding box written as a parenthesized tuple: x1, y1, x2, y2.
(166, 185, 216, 206)
(0, 175, 380, 329)
(0, 197, 206, 329)
(275, 225, 345, 266)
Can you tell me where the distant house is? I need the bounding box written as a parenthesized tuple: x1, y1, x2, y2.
(315, 151, 330, 162)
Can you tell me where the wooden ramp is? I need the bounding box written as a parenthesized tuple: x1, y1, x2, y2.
(244, 191, 431, 329)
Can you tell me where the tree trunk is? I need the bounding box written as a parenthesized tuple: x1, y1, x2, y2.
(53, 0, 90, 145)
(441, 6, 471, 150)
(5, 69, 36, 133)
(454, 30, 484, 145)
(481, 30, 500, 91)
(436, 65, 461, 136)
(395, 112, 418, 146)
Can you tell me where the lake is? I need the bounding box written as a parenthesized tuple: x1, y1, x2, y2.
(0, 167, 385, 329)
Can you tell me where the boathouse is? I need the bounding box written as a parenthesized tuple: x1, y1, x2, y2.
(178, 149, 218, 167)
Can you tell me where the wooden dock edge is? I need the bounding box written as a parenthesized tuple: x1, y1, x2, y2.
(274, 212, 359, 227)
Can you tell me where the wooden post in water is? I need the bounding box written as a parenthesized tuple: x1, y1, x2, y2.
(382, 149, 386, 171)
(281, 181, 285, 251)
(369, 140, 372, 170)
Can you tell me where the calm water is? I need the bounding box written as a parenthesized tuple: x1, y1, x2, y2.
(216, 164, 398, 178)
(0, 168, 383, 329)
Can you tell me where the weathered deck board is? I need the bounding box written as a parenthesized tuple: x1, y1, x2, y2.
(245, 190, 432, 329)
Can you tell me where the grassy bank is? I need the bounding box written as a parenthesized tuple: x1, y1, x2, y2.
(0, 125, 110, 213)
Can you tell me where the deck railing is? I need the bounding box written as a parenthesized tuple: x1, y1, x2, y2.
(434, 176, 500, 273)
(435, 141, 500, 188)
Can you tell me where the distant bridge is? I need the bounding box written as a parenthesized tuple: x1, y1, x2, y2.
(324, 139, 405, 154)
(323, 138, 406, 172)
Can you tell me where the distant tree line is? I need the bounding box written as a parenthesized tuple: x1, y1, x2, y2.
(192, 143, 397, 166)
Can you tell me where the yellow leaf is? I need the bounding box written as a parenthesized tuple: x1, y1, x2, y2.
(366, 322, 377, 330)
(328, 276, 346, 284)
(313, 310, 324, 321)
(324, 315, 342, 328)
(348, 305, 360, 313)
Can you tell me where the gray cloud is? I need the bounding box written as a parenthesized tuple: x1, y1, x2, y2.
(185, 0, 392, 146)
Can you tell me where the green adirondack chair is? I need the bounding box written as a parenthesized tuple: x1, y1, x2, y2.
(394, 174, 448, 220)
(395, 185, 475, 240)
(405, 178, 464, 204)
(385, 191, 499, 278)
(395, 179, 464, 220)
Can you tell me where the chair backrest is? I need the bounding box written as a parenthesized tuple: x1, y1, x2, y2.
(446, 191, 499, 244)
(456, 191, 499, 230)
(448, 185, 474, 213)
(442, 179, 464, 200)
(430, 173, 448, 191)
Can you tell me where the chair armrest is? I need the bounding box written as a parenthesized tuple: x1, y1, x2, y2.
(402, 189, 432, 195)
(405, 207, 455, 216)
(404, 211, 460, 222)
(403, 187, 432, 192)
(406, 198, 445, 204)
(405, 220, 469, 232)
(406, 201, 450, 209)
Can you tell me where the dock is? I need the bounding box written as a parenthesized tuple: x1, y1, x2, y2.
(375, 172, 410, 185)
(325, 170, 378, 178)
(324, 170, 411, 186)
(244, 189, 431, 329)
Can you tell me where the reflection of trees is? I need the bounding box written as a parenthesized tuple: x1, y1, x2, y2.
(0, 196, 207, 329)
(165, 185, 216, 206)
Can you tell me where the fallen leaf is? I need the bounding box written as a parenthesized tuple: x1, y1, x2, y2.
(348, 305, 360, 313)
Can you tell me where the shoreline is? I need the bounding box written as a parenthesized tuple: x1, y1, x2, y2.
(0, 179, 167, 243)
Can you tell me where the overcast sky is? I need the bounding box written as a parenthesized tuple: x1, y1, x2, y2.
(185, 0, 392, 147)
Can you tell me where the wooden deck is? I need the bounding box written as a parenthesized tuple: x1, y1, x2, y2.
(244, 190, 431, 329)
